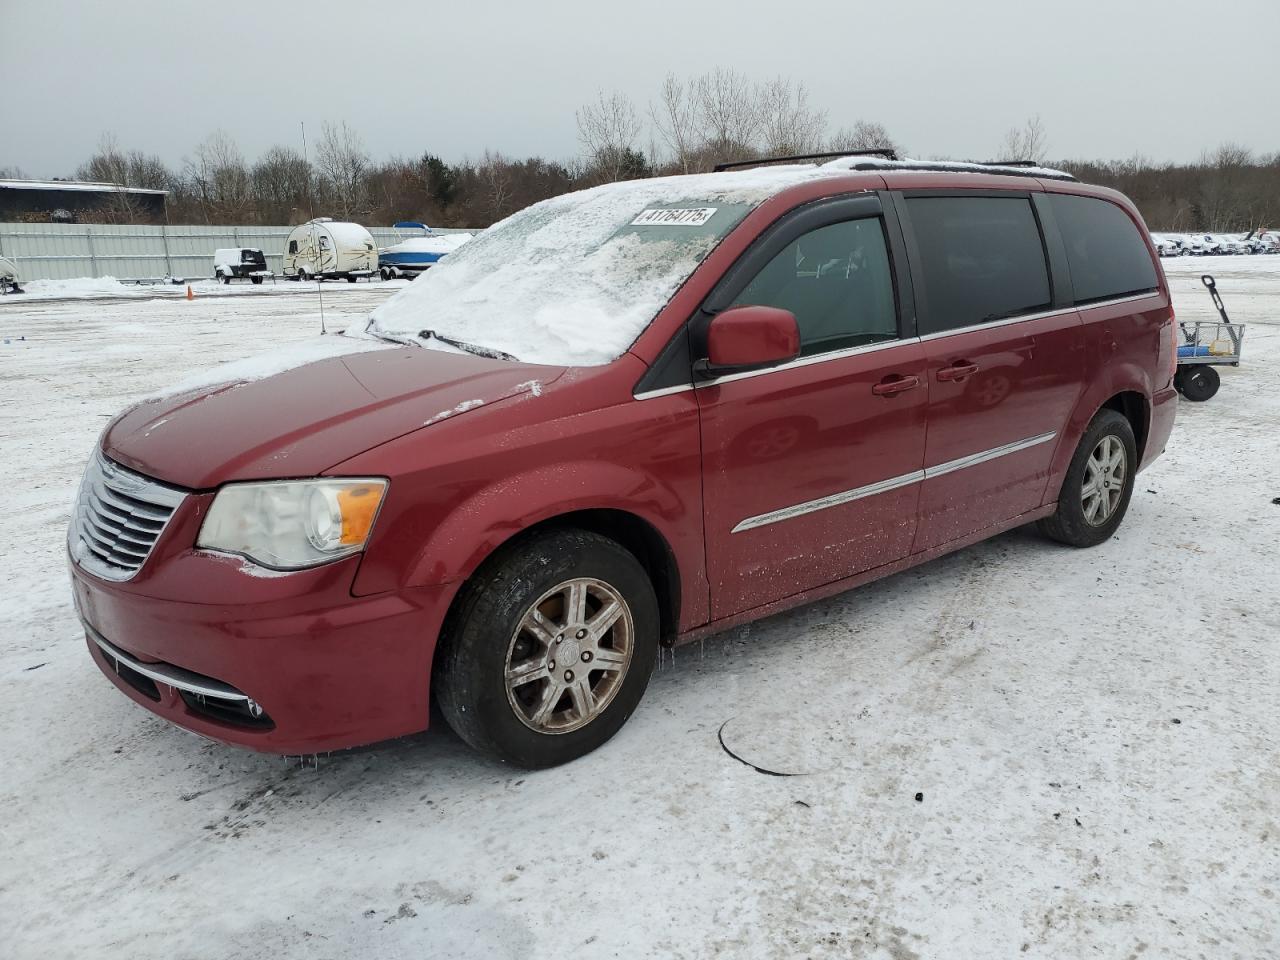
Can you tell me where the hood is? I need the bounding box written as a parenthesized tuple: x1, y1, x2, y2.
(104, 346, 562, 489)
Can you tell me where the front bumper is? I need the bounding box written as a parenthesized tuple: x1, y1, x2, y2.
(71, 550, 457, 754)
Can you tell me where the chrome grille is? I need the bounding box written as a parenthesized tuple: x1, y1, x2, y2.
(70, 452, 187, 581)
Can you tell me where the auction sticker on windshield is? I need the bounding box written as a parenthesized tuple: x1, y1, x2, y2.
(630, 208, 718, 227)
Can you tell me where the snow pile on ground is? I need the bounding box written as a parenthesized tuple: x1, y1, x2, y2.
(19, 276, 143, 299)
(8, 276, 414, 302)
(368, 167, 821, 366)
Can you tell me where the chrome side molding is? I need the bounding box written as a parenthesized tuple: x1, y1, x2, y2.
(731, 431, 1057, 533)
(731, 469, 925, 533)
(923, 431, 1057, 479)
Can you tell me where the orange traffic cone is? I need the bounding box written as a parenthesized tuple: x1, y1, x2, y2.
(186, 285, 194, 301)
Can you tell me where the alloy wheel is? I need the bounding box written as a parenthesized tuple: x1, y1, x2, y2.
(504, 578, 634, 734)
(1081, 434, 1127, 526)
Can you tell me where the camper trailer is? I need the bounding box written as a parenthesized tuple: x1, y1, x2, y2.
(283, 218, 378, 282)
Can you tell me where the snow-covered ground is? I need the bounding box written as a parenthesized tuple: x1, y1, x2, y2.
(11, 274, 413, 302)
(2, 260, 1278, 959)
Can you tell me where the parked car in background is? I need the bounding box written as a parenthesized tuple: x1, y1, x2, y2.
(283, 218, 378, 282)
(69, 158, 1177, 768)
(1212, 234, 1249, 255)
(1178, 235, 1204, 255)
(1243, 232, 1278, 254)
(1151, 234, 1180, 257)
(378, 222, 473, 279)
(213, 248, 273, 284)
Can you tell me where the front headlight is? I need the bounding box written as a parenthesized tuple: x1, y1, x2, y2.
(197, 478, 388, 570)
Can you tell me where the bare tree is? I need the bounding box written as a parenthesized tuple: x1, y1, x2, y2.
(576, 90, 643, 182)
(999, 115, 1048, 163)
(77, 133, 128, 184)
(0, 165, 27, 179)
(315, 121, 370, 219)
(185, 130, 251, 222)
(756, 77, 827, 156)
(828, 120, 900, 157)
(650, 73, 699, 173)
(1199, 142, 1255, 230)
(252, 146, 313, 222)
(693, 68, 759, 162)
(475, 150, 516, 222)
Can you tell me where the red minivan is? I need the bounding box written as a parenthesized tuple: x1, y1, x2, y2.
(69, 158, 1177, 767)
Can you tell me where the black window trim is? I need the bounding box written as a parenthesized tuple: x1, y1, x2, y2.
(894, 188, 1062, 339)
(633, 191, 917, 397)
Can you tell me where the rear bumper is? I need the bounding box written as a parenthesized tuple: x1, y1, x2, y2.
(70, 551, 457, 754)
(1142, 385, 1178, 471)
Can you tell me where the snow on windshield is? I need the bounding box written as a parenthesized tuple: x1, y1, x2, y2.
(367, 168, 820, 366)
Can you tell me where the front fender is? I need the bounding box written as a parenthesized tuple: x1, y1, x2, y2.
(402, 459, 691, 588)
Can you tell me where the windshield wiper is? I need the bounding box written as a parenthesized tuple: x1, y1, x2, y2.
(365, 328, 421, 348)
(419, 329, 519, 362)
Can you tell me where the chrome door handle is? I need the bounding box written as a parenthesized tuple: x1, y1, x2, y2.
(872, 375, 921, 396)
(937, 363, 979, 382)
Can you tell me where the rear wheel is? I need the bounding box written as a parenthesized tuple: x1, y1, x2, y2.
(1038, 409, 1137, 548)
(435, 529, 659, 768)
(347, 275, 358, 283)
(1179, 366, 1219, 402)
(251, 275, 263, 285)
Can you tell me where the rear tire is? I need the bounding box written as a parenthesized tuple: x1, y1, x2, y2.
(435, 529, 659, 768)
(1038, 409, 1137, 548)
(1179, 366, 1219, 402)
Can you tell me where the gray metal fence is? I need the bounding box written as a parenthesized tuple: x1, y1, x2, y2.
(0, 222, 476, 282)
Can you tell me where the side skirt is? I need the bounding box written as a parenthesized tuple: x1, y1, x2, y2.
(672, 502, 1058, 647)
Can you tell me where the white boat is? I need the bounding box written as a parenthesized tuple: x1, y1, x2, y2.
(378, 222, 472, 279)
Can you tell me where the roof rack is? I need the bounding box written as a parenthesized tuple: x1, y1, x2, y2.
(713, 148, 897, 173)
(836, 157, 1078, 182)
(980, 159, 1041, 168)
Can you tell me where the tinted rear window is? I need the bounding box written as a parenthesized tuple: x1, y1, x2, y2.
(906, 196, 1051, 335)
(1049, 194, 1158, 303)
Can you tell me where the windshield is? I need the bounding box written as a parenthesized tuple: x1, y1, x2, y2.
(366, 170, 816, 366)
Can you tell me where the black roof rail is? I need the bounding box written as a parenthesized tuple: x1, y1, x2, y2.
(980, 159, 1042, 168)
(713, 148, 897, 172)
(840, 158, 1078, 183)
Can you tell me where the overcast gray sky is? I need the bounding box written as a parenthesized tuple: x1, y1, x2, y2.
(3, 0, 1277, 177)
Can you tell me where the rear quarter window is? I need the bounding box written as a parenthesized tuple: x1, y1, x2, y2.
(1049, 194, 1158, 304)
(905, 196, 1051, 335)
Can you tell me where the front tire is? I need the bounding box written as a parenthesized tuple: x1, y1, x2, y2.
(435, 529, 659, 768)
(1038, 409, 1137, 548)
